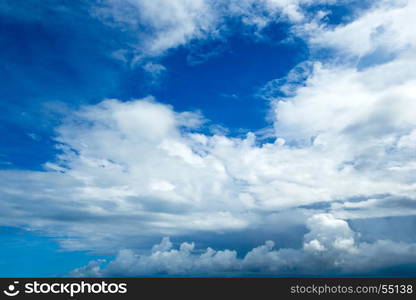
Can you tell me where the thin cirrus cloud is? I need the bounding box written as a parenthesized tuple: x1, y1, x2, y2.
(0, 0, 415, 276)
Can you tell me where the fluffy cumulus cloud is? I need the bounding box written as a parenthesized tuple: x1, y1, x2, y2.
(71, 214, 416, 276)
(1, 0, 416, 275)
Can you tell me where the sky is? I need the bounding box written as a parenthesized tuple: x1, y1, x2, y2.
(0, 0, 415, 277)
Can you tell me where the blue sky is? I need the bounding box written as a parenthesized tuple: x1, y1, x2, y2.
(1, 0, 416, 277)
(1, 2, 304, 170)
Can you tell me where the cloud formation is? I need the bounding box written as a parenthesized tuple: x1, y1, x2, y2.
(92, 0, 355, 59)
(71, 214, 416, 276)
(0, 0, 415, 275)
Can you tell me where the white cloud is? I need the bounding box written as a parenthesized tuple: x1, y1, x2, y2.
(304, 0, 416, 59)
(134, 0, 216, 56)
(142, 62, 166, 84)
(71, 214, 416, 276)
(92, 0, 217, 57)
(92, 0, 351, 59)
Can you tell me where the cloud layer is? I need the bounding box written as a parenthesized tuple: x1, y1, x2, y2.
(71, 214, 416, 276)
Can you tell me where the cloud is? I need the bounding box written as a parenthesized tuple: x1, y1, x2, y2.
(91, 0, 217, 58)
(71, 214, 416, 276)
(304, 0, 416, 60)
(142, 62, 167, 83)
(90, 0, 352, 59)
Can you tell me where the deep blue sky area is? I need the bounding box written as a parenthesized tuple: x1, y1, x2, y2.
(121, 31, 307, 131)
(0, 1, 123, 170)
(0, 227, 108, 277)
